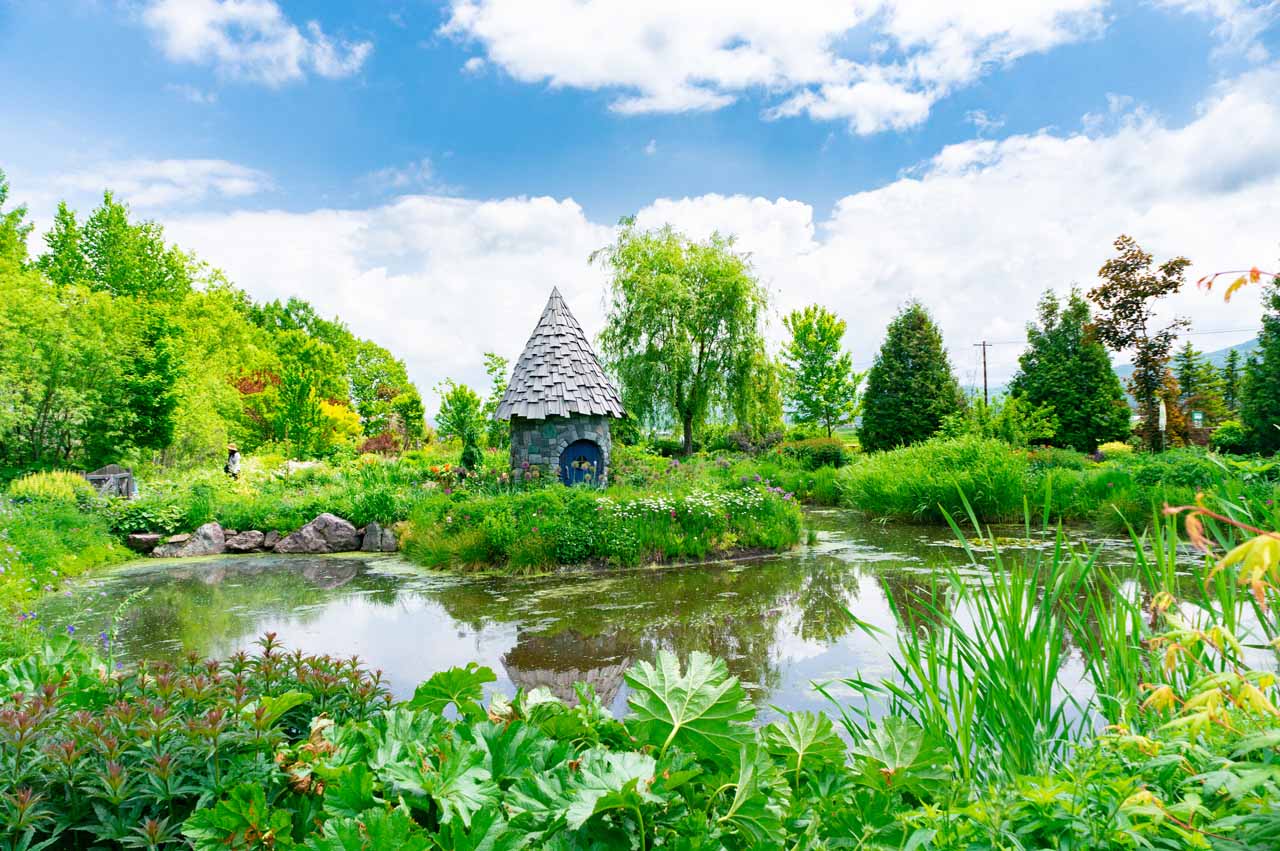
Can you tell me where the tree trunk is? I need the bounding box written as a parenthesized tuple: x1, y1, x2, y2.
(682, 414, 694, 456)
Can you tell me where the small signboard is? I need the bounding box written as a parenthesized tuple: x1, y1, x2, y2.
(1192, 410, 1204, 428)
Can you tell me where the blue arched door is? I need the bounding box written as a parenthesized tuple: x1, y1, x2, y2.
(559, 439, 602, 486)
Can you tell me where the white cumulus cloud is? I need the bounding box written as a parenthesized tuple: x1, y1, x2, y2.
(157, 65, 1280, 405)
(50, 158, 272, 208)
(141, 0, 373, 85)
(440, 0, 1276, 133)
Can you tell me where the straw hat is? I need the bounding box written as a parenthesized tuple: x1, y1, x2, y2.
(227, 443, 239, 452)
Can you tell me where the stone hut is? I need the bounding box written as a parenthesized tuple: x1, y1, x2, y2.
(495, 288, 625, 485)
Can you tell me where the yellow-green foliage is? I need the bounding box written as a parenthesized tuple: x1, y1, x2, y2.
(1097, 440, 1133, 459)
(6, 471, 96, 504)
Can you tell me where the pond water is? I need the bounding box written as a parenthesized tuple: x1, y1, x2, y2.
(44, 510, 1183, 720)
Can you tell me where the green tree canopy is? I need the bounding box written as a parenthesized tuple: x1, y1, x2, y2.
(596, 223, 766, 455)
(1241, 276, 1280, 454)
(436, 380, 485, 469)
(481, 352, 510, 448)
(1008, 289, 1130, 451)
(1172, 341, 1228, 426)
(0, 169, 32, 266)
(780, 305, 864, 437)
(1089, 235, 1190, 451)
(1222, 347, 1241, 413)
(859, 302, 962, 452)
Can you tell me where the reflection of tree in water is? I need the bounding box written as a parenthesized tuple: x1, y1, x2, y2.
(874, 568, 948, 638)
(88, 557, 401, 661)
(502, 629, 639, 705)
(429, 557, 864, 701)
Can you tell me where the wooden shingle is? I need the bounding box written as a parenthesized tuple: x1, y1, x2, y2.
(495, 288, 625, 421)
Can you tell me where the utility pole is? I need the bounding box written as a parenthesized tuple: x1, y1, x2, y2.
(974, 341, 990, 406)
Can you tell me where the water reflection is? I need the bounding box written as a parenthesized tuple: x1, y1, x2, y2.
(42, 511, 1186, 719)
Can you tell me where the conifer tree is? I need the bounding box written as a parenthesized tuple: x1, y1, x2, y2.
(1241, 277, 1280, 454)
(859, 302, 961, 452)
(1222, 348, 1241, 412)
(1009, 290, 1130, 451)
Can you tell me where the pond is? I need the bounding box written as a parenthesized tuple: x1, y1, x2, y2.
(44, 509, 1185, 720)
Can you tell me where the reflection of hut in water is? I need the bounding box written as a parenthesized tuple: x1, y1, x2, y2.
(501, 629, 637, 705)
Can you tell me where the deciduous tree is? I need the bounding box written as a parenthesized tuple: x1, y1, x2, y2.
(1089, 235, 1190, 451)
(781, 305, 864, 437)
(596, 223, 765, 455)
(859, 302, 962, 452)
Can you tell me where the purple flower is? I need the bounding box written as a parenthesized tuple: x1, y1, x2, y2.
(66, 625, 75, 636)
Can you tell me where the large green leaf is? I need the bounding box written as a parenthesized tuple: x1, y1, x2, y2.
(565, 750, 663, 831)
(382, 737, 497, 828)
(713, 744, 789, 847)
(407, 663, 496, 720)
(431, 807, 528, 851)
(183, 784, 295, 851)
(303, 807, 430, 851)
(321, 764, 377, 819)
(505, 769, 574, 835)
(476, 720, 573, 789)
(849, 716, 947, 793)
(624, 651, 754, 761)
(763, 711, 846, 784)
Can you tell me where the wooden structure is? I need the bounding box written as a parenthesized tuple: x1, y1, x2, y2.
(494, 288, 624, 484)
(84, 464, 136, 499)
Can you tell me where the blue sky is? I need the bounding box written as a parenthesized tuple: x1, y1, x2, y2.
(2, 1, 1279, 397)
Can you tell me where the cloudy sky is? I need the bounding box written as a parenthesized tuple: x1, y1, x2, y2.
(3, 1, 1278, 400)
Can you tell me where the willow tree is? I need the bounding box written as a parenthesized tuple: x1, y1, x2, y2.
(595, 222, 765, 455)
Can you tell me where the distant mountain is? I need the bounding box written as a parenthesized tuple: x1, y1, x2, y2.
(1114, 337, 1258, 382)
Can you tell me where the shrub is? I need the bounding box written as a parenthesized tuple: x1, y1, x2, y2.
(839, 436, 1030, 522)
(780, 437, 849, 469)
(403, 483, 801, 571)
(5, 471, 96, 506)
(0, 634, 389, 849)
(1096, 440, 1133, 459)
(1210, 419, 1250, 454)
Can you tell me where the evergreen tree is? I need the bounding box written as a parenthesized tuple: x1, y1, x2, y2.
(1172, 341, 1228, 426)
(859, 302, 962, 452)
(1008, 290, 1130, 451)
(1241, 277, 1280, 454)
(1222, 348, 1241, 412)
(780, 304, 864, 437)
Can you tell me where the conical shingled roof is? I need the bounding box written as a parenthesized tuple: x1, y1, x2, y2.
(495, 288, 625, 421)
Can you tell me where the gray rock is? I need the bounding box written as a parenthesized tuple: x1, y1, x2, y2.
(360, 521, 398, 553)
(165, 533, 191, 545)
(126, 533, 161, 554)
(152, 523, 225, 558)
(263, 530, 280, 550)
(225, 530, 265, 553)
(275, 513, 359, 554)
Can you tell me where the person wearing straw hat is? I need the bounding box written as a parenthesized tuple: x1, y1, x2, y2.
(224, 443, 241, 479)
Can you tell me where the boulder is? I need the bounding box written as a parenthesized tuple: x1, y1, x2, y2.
(152, 523, 225, 558)
(126, 533, 161, 554)
(263, 530, 280, 550)
(274, 513, 359, 554)
(165, 533, 191, 545)
(225, 530, 265, 553)
(360, 521, 398, 553)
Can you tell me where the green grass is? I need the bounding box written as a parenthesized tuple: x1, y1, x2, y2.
(403, 481, 803, 572)
(0, 497, 128, 654)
